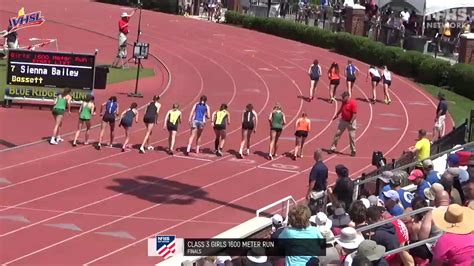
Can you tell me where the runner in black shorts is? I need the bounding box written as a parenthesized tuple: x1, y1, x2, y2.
(367, 65, 381, 104)
(239, 103, 258, 158)
(119, 102, 139, 152)
(163, 103, 182, 155)
(98, 96, 119, 149)
(268, 103, 286, 160)
(139, 95, 161, 153)
(293, 112, 311, 160)
(211, 103, 230, 156)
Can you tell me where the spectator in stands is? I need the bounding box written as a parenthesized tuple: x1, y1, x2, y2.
(447, 154, 469, 204)
(419, 190, 450, 241)
(377, 171, 393, 197)
(243, 248, 271, 266)
(306, 149, 328, 209)
(310, 212, 339, 265)
(400, 8, 410, 25)
(408, 169, 431, 199)
(431, 204, 474, 265)
(463, 176, 474, 209)
(349, 200, 368, 228)
(422, 159, 441, 185)
(356, 240, 389, 266)
(384, 172, 413, 209)
(216, 254, 232, 266)
(423, 183, 444, 204)
(271, 214, 285, 239)
(440, 171, 463, 204)
(407, 197, 432, 263)
(351, 254, 372, 266)
(335, 227, 365, 265)
(368, 195, 383, 207)
(327, 164, 354, 209)
(278, 204, 323, 265)
(366, 207, 400, 252)
(382, 190, 404, 216)
(408, 129, 431, 163)
(330, 206, 352, 236)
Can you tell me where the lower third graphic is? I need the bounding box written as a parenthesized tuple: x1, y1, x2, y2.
(148, 235, 176, 259)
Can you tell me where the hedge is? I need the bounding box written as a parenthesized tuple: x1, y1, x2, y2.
(225, 11, 474, 100)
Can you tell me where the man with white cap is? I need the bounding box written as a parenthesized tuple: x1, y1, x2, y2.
(112, 10, 136, 67)
(270, 214, 285, 239)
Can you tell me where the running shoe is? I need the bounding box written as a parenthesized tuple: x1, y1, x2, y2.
(139, 146, 146, 153)
(72, 142, 77, 147)
(56, 136, 64, 142)
(238, 152, 244, 159)
(147, 146, 154, 151)
(351, 151, 356, 157)
(268, 154, 273, 160)
(50, 138, 58, 145)
(245, 149, 250, 156)
(216, 150, 223, 157)
(97, 143, 102, 150)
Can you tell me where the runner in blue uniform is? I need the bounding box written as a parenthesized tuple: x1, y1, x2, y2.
(98, 96, 119, 149)
(185, 95, 211, 155)
(119, 102, 139, 152)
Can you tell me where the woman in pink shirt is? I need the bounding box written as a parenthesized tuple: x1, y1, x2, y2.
(431, 204, 474, 265)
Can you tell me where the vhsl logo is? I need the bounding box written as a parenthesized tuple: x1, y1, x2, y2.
(10, 11, 45, 30)
(147, 235, 176, 259)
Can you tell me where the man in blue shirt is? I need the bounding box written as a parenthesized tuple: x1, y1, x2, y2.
(382, 190, 404, 216)
(388, 172, 413, 209)
(422, 159, 441, 185)
(307, 149, 328, 205)
(408, 169, 431, 199)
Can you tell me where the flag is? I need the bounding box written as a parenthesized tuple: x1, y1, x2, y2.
(18, 7, 25, 17)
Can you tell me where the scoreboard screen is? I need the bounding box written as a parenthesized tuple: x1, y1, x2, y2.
(7, 50, 96, 90)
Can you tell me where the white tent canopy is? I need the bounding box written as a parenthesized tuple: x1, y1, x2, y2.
(377, 0, 473, 16)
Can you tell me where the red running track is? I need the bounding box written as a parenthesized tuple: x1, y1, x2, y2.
(0, 0, 453, 265)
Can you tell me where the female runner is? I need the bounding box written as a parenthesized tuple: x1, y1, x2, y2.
(139, 95, 161, 153)
(119, 102, 139, 152)
(381, 65, 392, 104)
(293, 112, 311, 160)
(98, 96, 119, 149)
(163, 103, 182, 155)
(50, 88, 72, 145)
(367, 65, 381, 104)
(212, 104, 230, 157)
(72, 95, 95, 146)
(185, 95, 211, 155)
(239, 103, 258, 158)
(328, 62, 341, 103)
(268, 103, 286, 160)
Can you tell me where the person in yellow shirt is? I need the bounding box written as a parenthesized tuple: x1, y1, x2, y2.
(408, 129, 431, 162)
(163, 104, 182, 156)
(212, 103, 230, 156)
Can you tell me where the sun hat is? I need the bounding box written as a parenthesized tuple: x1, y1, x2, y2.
(330, 208, 351, 227)
(121, 12, 131, 17)
(247, 248, 267, 263)
(357, 240, 386, 261)
(272, 214, 283, 226)
(319, 226, 336, 244)
(408, 169, 424, 181)
(389, 174, 402, 186)
(310, 212, 333, 229)
(378, 171, 393, 183)
(382, 190, 400, 201)
(432, 204, 474, 234)
(335, 227, 365, 250)
(424, 183, 445, 201)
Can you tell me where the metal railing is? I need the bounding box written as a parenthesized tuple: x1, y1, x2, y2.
(353, 141, 474, 199)
(337, 207, 444, 257)
(256, 195, 297, 224)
